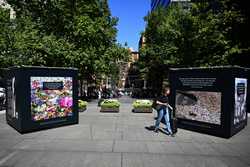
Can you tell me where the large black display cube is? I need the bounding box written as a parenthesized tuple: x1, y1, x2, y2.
(5, 66, 78, 133)
(247, 68, 250, 113)
(169, 66, 248, 138)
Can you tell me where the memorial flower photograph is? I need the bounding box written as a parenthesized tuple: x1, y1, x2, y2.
(30, 77, 73, 121)
(175, 91, 221, 125)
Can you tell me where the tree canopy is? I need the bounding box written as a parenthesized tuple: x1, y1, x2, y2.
(0, 0, 129, 85)
(139, 0, 249, 92)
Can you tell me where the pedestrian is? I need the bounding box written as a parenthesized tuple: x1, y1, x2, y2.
(98, 87, 102, 100)
(153, 87, 174, 136)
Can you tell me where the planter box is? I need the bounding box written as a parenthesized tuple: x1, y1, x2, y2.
(4, 66, 78, 133)
(100, 107, 119, 112)
(132, 107, 152, 113)
(132, 100, 153, 113)
(79, 107, 86, 112)
(78, 100, 87, 112)
(100, 99, 120, 113)
(169, 66, 248, 138)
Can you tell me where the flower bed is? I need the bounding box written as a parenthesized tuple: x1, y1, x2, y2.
(78, 100, 88, 112)
(100, 99, 120, 112)
(132, 100, 153, 113)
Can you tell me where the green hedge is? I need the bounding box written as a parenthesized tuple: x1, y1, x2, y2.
(132, 100, 153, 108)
(100, 99, 120, 108)
(78, 100, 88, 109)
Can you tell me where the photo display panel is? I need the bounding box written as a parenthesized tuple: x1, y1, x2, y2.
(31, 77, 73, 121)
(176, 90, 221, 125)
(234, 78, 247, 125)
(169, 67, 248, 138)
(6, 77, 17, 119)
(174, 77, 222, 125)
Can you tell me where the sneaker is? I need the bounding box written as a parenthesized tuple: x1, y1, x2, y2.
(154, 128, 159, 133)
(145, 126, 155, 131)
(165, 131, 171, 135)
(161, 129, 170, 135)
(163, 128, 172, 135)
(170, 133, 175, 137)
(163, 128, 169, 132)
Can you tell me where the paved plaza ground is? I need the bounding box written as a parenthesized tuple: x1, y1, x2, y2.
(0, 96, 250, 167)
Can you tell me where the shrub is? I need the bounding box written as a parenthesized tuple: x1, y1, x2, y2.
(100, 99, 120, 108)
(132, 100, 153, 108)
(78, 100, 88, 109)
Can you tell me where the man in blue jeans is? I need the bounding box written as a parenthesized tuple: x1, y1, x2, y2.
(154, 87, 173, 136)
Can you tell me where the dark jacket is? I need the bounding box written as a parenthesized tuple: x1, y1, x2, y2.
(153, 95, 169, 111)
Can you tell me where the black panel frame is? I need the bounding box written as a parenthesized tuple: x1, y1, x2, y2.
(5, 66, 79, 133)
(169, 66, 248, 138)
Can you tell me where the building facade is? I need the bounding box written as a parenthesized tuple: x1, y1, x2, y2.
(118, 49, 139, 89)
(151, 0, 191, 11)
(151, 0, 171, 11)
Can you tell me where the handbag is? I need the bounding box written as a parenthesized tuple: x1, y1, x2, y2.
(152, 100, 162, 111)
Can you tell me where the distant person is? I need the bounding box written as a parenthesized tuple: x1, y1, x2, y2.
(154, 87, 173, 136)
(98, 87, 102, 99)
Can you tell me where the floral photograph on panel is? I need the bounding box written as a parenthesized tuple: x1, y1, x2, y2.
(31, 77, 73, 121)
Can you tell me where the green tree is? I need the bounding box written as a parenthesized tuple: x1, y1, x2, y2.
(188, 1, 249, 67)
(68, 0, 123, 84)
(140, 1, 249, 93)
(0, 8, 12, 67)
(139, 5, 187, 94)
(1, 0, 129, 89)
(216, 0, 250, 67)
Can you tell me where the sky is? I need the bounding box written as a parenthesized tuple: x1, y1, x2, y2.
(108, 0, 151, 51)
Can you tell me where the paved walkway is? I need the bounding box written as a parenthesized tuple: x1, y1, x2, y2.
(0, 96, 250, 167)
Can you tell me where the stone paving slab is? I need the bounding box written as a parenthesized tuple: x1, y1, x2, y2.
(0, 97, 250, 167)
(186, 155, 245, 167)
(146, 141, 184, 154)
(13, 139, 114, 152)
(35, 125, 92, 140)
(92, 130, 122, 140)
(0, 138, 24, 149)
(191, 142, 220, 155)
(0, 150, 121, 167)
(122, 153, 249, 167)
(113, 140, 149, 153)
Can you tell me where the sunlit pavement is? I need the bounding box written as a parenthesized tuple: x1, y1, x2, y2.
(0, 96, 250, 167)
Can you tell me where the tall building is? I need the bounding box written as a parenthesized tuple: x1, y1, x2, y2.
(151, 0, 191, 11)
(151, 0, 171, 11)
(138, 35, 146, 50)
